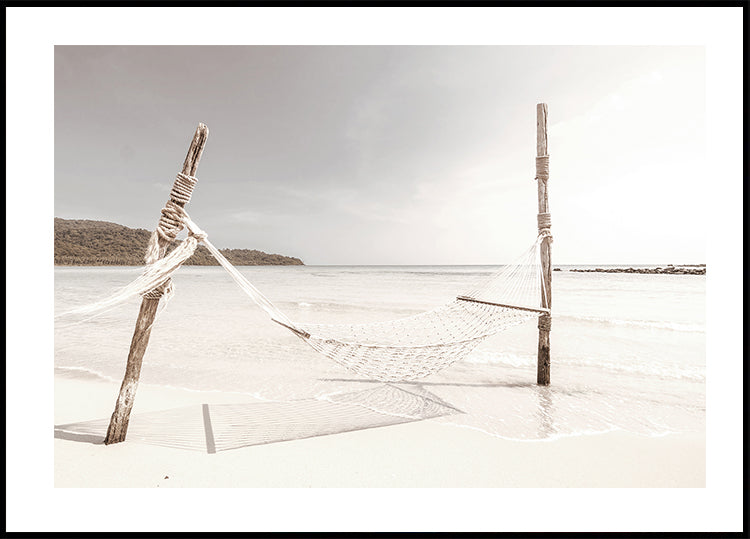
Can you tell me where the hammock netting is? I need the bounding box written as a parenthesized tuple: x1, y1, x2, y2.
(60, 214, 550, 382)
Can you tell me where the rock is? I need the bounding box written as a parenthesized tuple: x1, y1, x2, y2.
(568, 266, 704, 275)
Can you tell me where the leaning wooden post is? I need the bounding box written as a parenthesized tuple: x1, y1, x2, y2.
(536, 103, 552, 385)
(104, 123, 209, 444)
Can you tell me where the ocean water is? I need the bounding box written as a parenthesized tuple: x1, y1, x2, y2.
(54, 265, 705, 441)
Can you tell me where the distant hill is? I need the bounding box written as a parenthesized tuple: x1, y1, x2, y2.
(54, 218, 304, 266)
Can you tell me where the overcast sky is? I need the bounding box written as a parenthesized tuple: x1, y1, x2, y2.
(55, 46, 705, 265)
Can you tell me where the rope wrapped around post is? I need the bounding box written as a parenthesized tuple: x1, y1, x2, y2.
(537, 212, 553, 243)
(535, 103, 552, 386)
(141, 172, 200, 299)
(143, 205, 208, 300)
(535, 155, 549, 181)
(145, 172, 199, 264)
(105, 123, 208, 446)
(142, 284, 171, 300)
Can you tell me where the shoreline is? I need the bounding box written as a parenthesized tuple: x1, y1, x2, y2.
(55, 375, 705, 488)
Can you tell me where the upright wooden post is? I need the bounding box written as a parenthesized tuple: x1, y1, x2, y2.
(104, 124, 209, 445)
(536, 103, 552, 385)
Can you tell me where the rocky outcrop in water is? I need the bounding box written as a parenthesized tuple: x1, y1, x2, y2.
(567, 265, 705, 275)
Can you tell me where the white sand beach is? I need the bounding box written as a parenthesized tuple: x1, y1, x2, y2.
(55, 375, 705, 489)
(5, 6, 745, 533)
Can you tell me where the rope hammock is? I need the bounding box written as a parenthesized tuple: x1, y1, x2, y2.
(62, 181, 552, 382)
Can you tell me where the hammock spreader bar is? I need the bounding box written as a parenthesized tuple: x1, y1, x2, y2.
(455, 295, 550, 314)
(272, 318, 311, 339)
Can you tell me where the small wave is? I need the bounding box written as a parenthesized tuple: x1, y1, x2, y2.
(55, 366, 273, 400)
(563, 357, 705, 383)
(297, 302, 313, 307)
(559, 314, 704, 333)
(463, 350, 705, 382)
(55, 365, 119, 383)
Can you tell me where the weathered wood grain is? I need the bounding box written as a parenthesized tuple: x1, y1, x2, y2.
(105, 124, 209, 445)
(536, 103, 552, 386)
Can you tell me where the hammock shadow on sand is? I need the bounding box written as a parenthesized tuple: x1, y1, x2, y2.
(54, 384, 462, 453)
(323, 378, 558, 439)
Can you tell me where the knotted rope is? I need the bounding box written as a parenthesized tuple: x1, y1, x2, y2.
(535, 156, 552, 240)
(535, 155, 549, 181)
(537, 212, 551, 229)
(143, 281, 172, 300)
(170, 172, 199, 205)
(139, 210, 207, 301)
(142, 173, 199, 299)
(537, 213, 553, 244)
(144, 173, 199, 265)
(58, 205, 551, 381)
(56, 210, 206, 318)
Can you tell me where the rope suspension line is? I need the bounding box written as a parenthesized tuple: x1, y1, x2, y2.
(59, 200, 552, 382)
